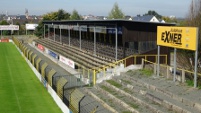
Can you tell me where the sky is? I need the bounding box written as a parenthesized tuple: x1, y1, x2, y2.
(1, 0, 192, 18)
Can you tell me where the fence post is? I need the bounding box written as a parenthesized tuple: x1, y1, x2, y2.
(93, 70, 96, 86)
(125, 59, 127, 67)
(104, 67, 106, 77)
(134, 56, 136, 65)
(154, 64, 157, 75)
(141, 58, 144, 69)
(88, 69, 90, 86)
(182, 69, 185, 83)
(166, 66, 170, 79)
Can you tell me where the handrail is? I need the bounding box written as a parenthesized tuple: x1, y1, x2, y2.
(94, 54, 167, 73)
(89, 54, 167, 85)
(144, 59, 201, 77)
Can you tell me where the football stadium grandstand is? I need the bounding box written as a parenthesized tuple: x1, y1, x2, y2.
(7, 19, 201, 113)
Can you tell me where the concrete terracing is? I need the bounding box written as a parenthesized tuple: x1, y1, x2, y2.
(86, 69, 201, 113)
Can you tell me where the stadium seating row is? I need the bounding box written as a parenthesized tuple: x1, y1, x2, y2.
(34, 38, 115, 70)
(47, 33, 137, 60)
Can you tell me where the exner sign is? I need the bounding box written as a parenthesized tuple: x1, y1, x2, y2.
(157, 26, 197, 51)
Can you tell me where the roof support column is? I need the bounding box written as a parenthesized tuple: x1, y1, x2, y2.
(60, 25, 62, 44)
(54, 24, 55, 41)
(79, 25, 81, 50)
(68, 25, 70, 46)
(43, 24, 45, 39)
(115, 27, 118, 61)
(48, 24, 49, 40)
(94, 26, 96, 55)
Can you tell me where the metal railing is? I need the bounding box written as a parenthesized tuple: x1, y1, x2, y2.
(77, 54, 167, 85)
(143, 59, 201, 83)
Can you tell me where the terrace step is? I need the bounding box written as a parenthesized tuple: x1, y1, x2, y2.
(83, 88, 117, 113)
(114, 71, 201, 113)
(87, 82, 168, 113)
(102, 81, 170, 113)
(86, 87, 127, 112)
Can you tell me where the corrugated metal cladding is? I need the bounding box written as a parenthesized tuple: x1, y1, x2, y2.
(43, 20, 175, 65)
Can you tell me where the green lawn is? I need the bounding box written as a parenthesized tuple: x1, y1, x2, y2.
(0, 43, 62, 113)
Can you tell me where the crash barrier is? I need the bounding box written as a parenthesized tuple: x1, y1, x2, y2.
(13, 37, 104, 113)
(57, 77, 68, 99)
(48, 69, 56, 86)
(143, 59, 201, 85)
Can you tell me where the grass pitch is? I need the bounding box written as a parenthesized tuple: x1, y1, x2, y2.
(0, 43, 62, 113)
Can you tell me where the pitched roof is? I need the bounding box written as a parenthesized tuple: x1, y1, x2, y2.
(16, 15, 27, 19)
(12, 19, 40, 25)
(132, 15, 155, 22)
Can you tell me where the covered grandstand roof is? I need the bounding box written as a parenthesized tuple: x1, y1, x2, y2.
(43, 19, 175, 26)
(43, 19, 176, 65)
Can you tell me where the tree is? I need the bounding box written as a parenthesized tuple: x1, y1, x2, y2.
(35, 9, 70, 37)
(42, 9, 70, 21)
(58, 9, 65, 20)
(184, 0, 201, 71)
(14, 22, 21, 35)
(0, 20, 10, 35)
(43, 11, 59, 20)
(108, 2, 124, 19)
(162, 16, 177, 23)
(34, 21, 44, 38)
(58, 9, 70, 20)
(143, 10, 162, 19)
(177, 0, 201, 86)
(70, 9, 82, 20)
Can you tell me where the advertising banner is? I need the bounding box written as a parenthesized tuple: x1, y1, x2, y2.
(37, 44, 44, 51)
(59, 25, 66, 29)
(157, 26, 197, 51)
(71, 25, 87, 32)
(59, 25, 87, 32)
(73, 25, 79, 31)
(48, 50, 58, 59)
(107, 27, 122, 34)
(80, 26, 87, 32)
(41, 77, 48, 89)
(89, 26, 106, 33)
(0, 25, 19, 30)
(26, 24, 38, 30)
(32, 41, 36, 46)
(45, 48, 49, 54)
(59, 55, 75, 69)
